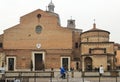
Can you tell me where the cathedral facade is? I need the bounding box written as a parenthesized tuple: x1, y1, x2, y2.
(0, 1, 119, 72)
(0, 1, 82, 71)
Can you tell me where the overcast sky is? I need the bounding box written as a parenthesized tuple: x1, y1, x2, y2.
(0, 0, 120, 43)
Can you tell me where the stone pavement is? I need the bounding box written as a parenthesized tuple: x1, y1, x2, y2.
(26, 77, 120, 82)
(27, 71, 89, 82)
(4, 71, 120, 82)
(49, 78, 90, 82)
(50, 71, 89, 82)
(45, 71, 120, 82)
(27, 77, 90, 82)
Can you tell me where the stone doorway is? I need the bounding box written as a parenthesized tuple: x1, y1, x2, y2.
(34, 53, 44, 70)
(84, 57, 92, 71)
(61, 57, 70, 71)
(7, 57, 16, 71)
(32, 51, 45, 71)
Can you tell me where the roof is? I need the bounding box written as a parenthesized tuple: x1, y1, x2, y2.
(81, 23, 110, 35)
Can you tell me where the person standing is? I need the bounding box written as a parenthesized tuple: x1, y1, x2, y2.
(99, 65, 104, 76)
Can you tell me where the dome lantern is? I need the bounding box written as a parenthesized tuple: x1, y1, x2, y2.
(48, 0, 55, 12)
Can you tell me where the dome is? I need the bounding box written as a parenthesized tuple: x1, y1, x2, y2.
(83, 23, 110, 34)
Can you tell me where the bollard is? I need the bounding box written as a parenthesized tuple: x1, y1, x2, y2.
(50, 76, 52, 82)
(51, 68, 54, 78)
(66, 72, 69, 82)
(82, 76, 84, 82)
(116, 76, 117, 82)
(34, 72, 36, 82)
(116, 71, 118, 82)
(71, 71, 74, 78)
(82, 71, 84, 82)
(99, 74, 100, 82)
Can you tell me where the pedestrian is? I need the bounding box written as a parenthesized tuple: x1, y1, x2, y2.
(99, 65, 104, 76)
(60, 66, 66, 79)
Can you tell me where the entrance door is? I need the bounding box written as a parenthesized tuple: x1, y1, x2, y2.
(84, 57, 92, 71)
(35, 53, 44, 70)
(62, 58, 69, 70)
(8, 58, 15, 71)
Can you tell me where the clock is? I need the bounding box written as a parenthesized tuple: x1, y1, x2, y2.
(36, 43, 41, 49)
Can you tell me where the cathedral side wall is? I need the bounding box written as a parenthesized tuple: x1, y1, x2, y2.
(81, 31, 109, 42)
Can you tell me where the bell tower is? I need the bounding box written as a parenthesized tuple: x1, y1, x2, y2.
(67, 19, 76, 29)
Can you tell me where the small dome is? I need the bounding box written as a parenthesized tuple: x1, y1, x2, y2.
(82, 23, 110, 34)
(80, 23, 110, 42)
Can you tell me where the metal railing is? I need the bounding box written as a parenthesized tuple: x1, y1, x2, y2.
(82, 76, 120, 82)
(82, 71, 120, 82)
(0, 71, 120, 82)
(4, 71, 54, 82)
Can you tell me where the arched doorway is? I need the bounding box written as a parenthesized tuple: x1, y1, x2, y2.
(84, 57, 92, 71)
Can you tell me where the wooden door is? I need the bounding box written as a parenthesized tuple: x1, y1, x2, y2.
(35, 53, 43, 70)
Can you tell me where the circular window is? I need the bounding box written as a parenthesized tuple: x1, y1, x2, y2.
(37, 14, 41, 19)
(35, 25, 42, 34)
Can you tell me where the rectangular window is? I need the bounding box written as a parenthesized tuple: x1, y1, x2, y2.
(89, 48, 91, 54)
(104, 48, 106, 53)
(75, 42, 78, 48)
(61, 57, 70, 71)
(0, 43, 3, 48)
(8, 58, 14, 71)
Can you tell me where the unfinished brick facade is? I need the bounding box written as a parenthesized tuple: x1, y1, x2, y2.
(0, 5, 82, 71)
(0, 2, 119, 72)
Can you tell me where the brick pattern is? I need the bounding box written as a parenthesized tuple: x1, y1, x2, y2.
(0, 9, 119, 71)
(81, 29, 115, 71)
(3, 9, 73, 50)
(2, 10, 76, 70)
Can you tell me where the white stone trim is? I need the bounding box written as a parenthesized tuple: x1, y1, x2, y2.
(61, 57, 70, 71)
(32, 51, 45, 71)
(6, 57, 16, 71)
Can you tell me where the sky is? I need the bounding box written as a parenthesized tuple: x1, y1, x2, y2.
(0, 0, 120, 43)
